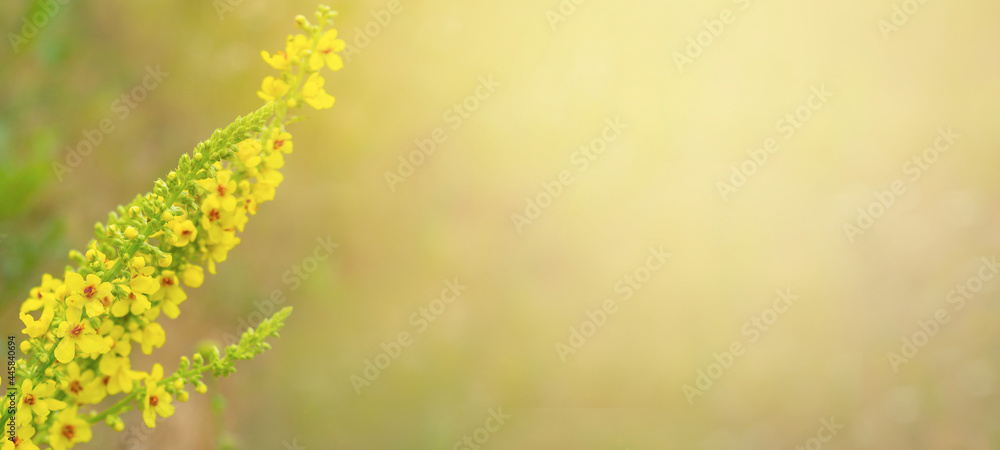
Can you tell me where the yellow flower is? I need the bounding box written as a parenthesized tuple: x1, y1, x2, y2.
(205, 230, 241, 274)
(285, 33, 311, 60)
(100, 356, 140, 395)
(55, 308, 110, 364)
(151, 270, 187, 319)
(64, 272, 112, 318)
(60, 362, 106, 405)
(111, 285, 151, 317)
(257, 76, 289, 101)
(15, 380, 66, 426)
(129, 259, 159, 297)
(166, 218, 198, 247)
(260, 50, 290, 70)
(47, 407, 92, 450)
(22, 274, 60, 314)
(302, 73, 335, 109)
(266, 129, 293, 154)
(20, 306, 54, 338)
(182, 265, 205, 288)
(142, 364, 175, 428)
(236, 139, 262, 168)
(309, 29, 345, 71)
(134, 321, 166, 355)
(196, 170, 238, 211)
(252, 167, 284, 203)
(2, 420, 39, 450)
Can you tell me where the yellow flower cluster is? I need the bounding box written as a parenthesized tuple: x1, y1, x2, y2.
(3, 6, 342, 449)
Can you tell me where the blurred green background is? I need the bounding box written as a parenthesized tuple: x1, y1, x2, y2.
(3, 0, 1000, 448)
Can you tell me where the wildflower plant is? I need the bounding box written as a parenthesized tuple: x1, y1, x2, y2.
(3, 6, 344, 449)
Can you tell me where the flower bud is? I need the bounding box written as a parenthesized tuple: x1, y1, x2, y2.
(173, 379, 184, 390)
(195, 381, 208, 394)
(183, 265, 204, 288)
(162, 211, 174, 221)
(178, 390, 190, 402)
(128, 206, 141, 217)
(158, 253, 173, 268)
(131, 256, 145, 270)
(124, 226, 138, 239)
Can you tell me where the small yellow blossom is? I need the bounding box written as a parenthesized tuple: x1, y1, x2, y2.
(47, 407, 92, 450)
(20, 306, 54, 338)
(266, 129, 294, 154)
(302, 73, 335, 110)
(182, 265, 205, 288)
(257, 76, 290, 101)
(196, 170, 238, 211)
(15, 380, 66, 425)
(309, 30, 345, 71)
(2, 420, 39, 450)
(142, 364, 175, 428)
(60, 362, 106, 405)
(55, 308, 110, 364)
(65, 272, 112, 318)
(166, 218, 198, 247)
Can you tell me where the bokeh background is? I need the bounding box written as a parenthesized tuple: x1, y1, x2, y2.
(3, 0, 1000, 448)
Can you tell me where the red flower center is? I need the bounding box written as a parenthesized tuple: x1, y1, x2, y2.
(216, 184, 227, 196)
(23, 394, 35, 406)
(61, 424, 75, 440)
(83, 285, 95, 298)
(273, 139, 285, 151)
(209, 209, 221, 222)
(162, 277, 174, 287)
(69, 324, 85, 337)
(69, 380, 83, 394)
(149, 395, 159, 407)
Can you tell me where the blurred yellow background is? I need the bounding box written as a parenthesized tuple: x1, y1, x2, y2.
(3, 0, 1000, 448)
